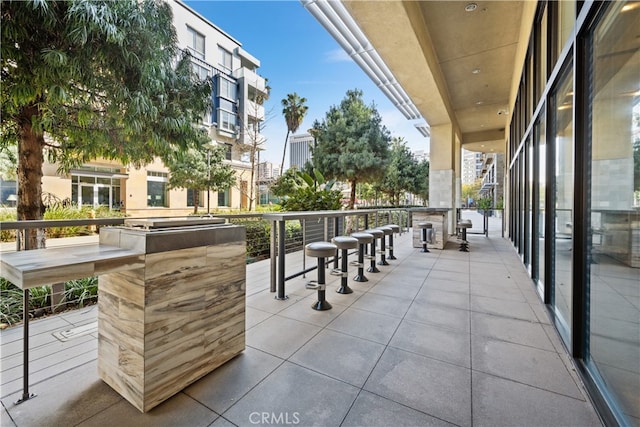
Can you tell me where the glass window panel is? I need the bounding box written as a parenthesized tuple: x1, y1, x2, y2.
(147, 172, 168, 207)
(217, 188, 230, 207)
(586, 2, 640, 425)
(551, 63, 574, 342)
(536, 110, 547, 295)
(187, 27, 205, 60)
(219, 46, 232, 73)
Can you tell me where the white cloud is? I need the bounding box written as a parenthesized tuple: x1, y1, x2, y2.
(325, 48, 352, 63)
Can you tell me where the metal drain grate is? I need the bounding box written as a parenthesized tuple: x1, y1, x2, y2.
(52, 321, 98, 342)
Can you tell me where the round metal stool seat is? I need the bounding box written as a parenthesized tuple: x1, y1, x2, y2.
(388, 224, 401, 233)
(305, 242, 337, 311)
(305, 242, 338, 258)
(363, 228, 384, 238)
(377, 226, 393, 235)
(331, 236, 358, 250)
(351, 232, 374, 244)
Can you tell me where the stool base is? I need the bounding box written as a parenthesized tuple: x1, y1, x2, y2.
(353, 273, 368, 282)
(311, 300, 332, 311)
(336, 285, 353, 294)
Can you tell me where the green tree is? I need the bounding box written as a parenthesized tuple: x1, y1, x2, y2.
(280, 169, 342, 211)
(461, 179, 482, 206)
(1, 0, 212, 248)
(280, 93, 308, 176)
(314, 89, 391, 209)
(410, 159, 430, 206)
(380, 137, 416, 206)
(166, 143, 236, 214)
(270, 166, 304, 198)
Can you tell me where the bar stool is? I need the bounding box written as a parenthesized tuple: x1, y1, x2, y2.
(375, 226, 393, 266)
(458, 220, 472, 252)
(331, 236, 358, 294)
(350, 232, 374, 282)
(305, 242, 338, 310)
(363, 228, 384, 273)
(416, 222, 432, 253)
(387, 224, 400, 260)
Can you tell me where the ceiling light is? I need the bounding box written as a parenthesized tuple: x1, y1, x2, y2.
(476, 101, 484, 105)
(472, 68, 481, 74)
(622, 2, 640, 12)
(465, 3, 478, 12)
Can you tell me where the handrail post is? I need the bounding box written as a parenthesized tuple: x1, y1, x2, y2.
(270, 220, 276, 293)
(276, 219, 287, 300)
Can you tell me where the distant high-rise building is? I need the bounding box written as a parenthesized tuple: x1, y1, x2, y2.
(289, 133, 314, 170)
(462, 149, 483, 184)
(258, 162, 279, 180)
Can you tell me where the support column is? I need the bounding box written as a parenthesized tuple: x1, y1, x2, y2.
(429, 123, 458, 233)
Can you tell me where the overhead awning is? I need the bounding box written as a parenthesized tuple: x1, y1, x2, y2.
(70, 169, 129, 179)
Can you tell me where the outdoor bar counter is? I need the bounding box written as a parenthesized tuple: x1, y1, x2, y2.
(97, 218, 246, 412)
(408, 208, 449, 250)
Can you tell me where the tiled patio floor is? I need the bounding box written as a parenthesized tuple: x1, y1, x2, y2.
(1, 231, 603, 426)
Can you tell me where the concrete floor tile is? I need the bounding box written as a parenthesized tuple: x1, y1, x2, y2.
(277, 298, 348, 328)
(415, 287, 470, 310)
(472, 371, 602, 427)
(368, 282, 421, 300)
(470, 311, 555, 351)
(184, 347, 283, 413)
(246, 315, 321, 359)
(364, 347, 471, 426)
(245, 307, 272, 330)
(405, 300, 470, 333)
(471, 335, 583, 399)
(350, 293, 413, 318)
(290, 329, 385, 387)
(470, 295, 538, 321)
(2, 361, 122, 427)
(342, 390, 454, 427)
(76, 393, 217, 427)
(390, 319, 470, 367)
(223, 362, 359, 427)
(326, 307, 401, 344)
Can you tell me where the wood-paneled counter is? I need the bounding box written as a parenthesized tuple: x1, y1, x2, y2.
(97, 223, 246, 412)
(408, 208, 449, 250)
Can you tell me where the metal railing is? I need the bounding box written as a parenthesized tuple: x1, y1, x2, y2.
(0, 209, 410, 325)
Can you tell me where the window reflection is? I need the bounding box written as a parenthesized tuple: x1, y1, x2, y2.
(587, 2, 640, 425)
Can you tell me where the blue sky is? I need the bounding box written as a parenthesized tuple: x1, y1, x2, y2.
(184, 0, 430, 167)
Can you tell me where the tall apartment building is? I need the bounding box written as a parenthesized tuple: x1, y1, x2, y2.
(289, 132, 314, 170)
(258, 162, 280, 180)
(29, 0, 267, 215)
(461, 149, 483, 184)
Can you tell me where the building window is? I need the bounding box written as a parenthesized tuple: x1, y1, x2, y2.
(187, 189, 203, 208)
(187, 26, 205, 60)
(147, 171, 168, 207)
(217, 187, 230, 207)
(219, 77, 236, 100)
(585, 3, 640, 425)
(219, 110, 236, 133)
(223, 143, 232, 161)
(550, 61, 573, 343)
(219, 46, 232, 73)
(70, 167, 123, 209)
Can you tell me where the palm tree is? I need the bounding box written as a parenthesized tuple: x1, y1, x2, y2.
(280, 93, 308, 176)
